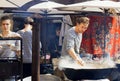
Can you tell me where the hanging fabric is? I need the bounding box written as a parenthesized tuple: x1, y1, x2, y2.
(80, 14, 120, 57)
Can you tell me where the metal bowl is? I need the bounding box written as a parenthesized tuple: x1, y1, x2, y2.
(63, 68, 115, 80)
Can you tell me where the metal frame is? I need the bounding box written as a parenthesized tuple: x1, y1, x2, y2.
(0, 38, 23, 81)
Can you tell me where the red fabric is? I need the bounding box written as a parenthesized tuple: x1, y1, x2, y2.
(81, 15, 120, 57)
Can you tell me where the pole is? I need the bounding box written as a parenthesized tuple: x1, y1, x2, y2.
(32, 17, 40, 81)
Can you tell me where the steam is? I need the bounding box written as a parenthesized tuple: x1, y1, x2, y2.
(58, 55, 116, 70)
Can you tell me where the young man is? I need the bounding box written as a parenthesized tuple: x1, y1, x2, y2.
(17, 17, 42, 78)
(17, 17, 34, 63)
(61, 17, 90, 66)
(0, 15, 21, 81)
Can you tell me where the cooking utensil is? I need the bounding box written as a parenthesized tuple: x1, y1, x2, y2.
(63, 68, 115, 80)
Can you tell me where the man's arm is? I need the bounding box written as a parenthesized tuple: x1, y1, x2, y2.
(67, 48, 84, 66)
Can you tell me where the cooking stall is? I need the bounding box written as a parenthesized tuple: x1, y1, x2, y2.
(54, 0, 120, 81)
(13, 0, 120, 81)
(1, 0, 120, 81)
(27, 10, 120, 81)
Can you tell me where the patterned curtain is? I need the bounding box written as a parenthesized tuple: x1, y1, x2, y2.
(80, 15, 120, 57)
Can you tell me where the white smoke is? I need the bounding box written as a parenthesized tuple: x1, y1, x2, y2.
(58, 55, 116, 70)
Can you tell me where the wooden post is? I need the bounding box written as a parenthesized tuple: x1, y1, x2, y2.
(32, 18, 40, 81)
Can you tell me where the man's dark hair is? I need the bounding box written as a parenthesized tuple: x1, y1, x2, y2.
(24, 17, 34, 25)
(0, 15, 13, 25)
(76, 17, 89, 25)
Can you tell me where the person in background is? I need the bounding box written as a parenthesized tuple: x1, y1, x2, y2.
(48, 27, 62, 59)
(60, 17, 90, 66)
(17, 17, 34, 63)
(47, 27, 64, 79)
(17, 17, 41, 78)
(48, 27, 62, 72)
(0, 15, 21, 81)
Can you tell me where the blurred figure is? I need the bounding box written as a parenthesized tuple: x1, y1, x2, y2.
(18, 17, 33, 78)
(48, 27, 63, 79)
(17, 17, 42, 78)
(48, 27, 62, 59)
(17, 17, 34, 63)
(0, 15, 21, 81)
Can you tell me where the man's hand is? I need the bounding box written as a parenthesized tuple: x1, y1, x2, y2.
(76, 59, 85, 66)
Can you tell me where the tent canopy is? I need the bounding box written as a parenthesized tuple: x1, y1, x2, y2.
(27, 1, 74, 14)
(0, 0, 32, 9)
(55, 0, 120, 13)
(0, 0, 48, 11)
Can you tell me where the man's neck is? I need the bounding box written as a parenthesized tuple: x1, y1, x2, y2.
(2, 31, 11, 37)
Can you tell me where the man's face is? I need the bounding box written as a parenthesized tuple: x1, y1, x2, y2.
(56, 30, 60, 36)
(77, 23, 89, 33)
(1, 19, 11, 32)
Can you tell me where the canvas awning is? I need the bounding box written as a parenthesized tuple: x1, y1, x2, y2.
(27, 1, 74, 14)
(0, 0, 48, 11)
(55, 0, 120, 13)
(0, 0, 32, 9)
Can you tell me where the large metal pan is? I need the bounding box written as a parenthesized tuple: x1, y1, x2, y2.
(63, 68, 115, 80)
